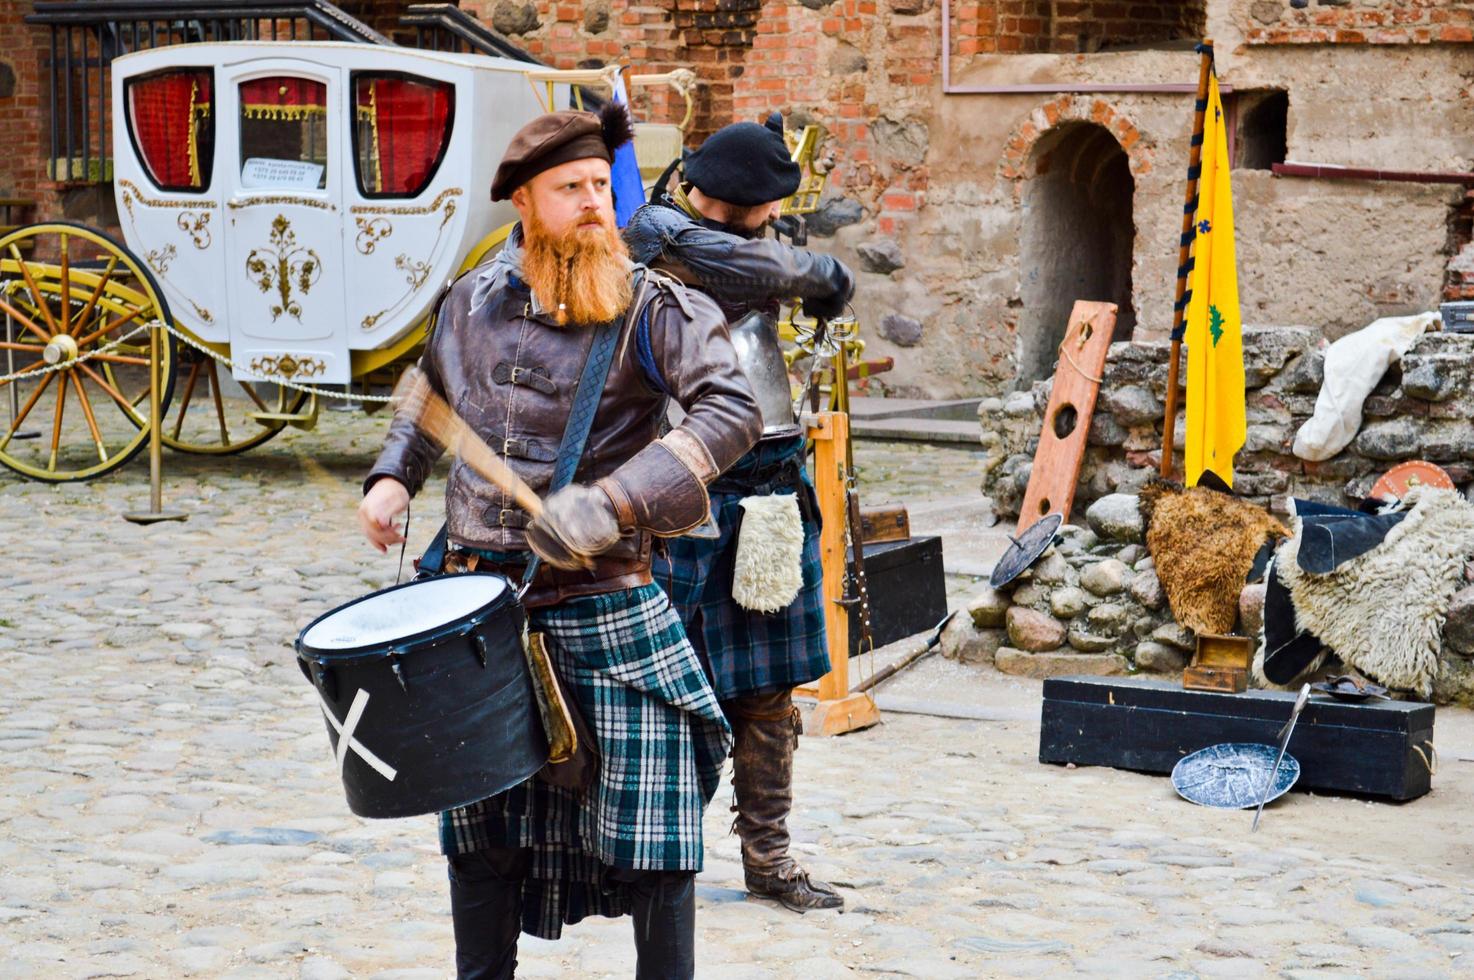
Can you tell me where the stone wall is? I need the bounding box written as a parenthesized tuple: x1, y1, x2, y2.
(941, 493, 1190, 676)
(980, 327, 1474, 520)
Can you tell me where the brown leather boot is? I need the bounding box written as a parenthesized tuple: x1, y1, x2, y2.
(726, 690, 844, 913)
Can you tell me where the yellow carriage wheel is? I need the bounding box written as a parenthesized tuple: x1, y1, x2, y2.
(0, 222, 176, 482)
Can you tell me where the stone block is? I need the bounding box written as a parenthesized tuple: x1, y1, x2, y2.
(939, 616, 1005, 666)
(1032, 552, 1075, 586)
(1134, 640, 1188, 673)
(1242, 327, 1317, 387)
(1401, 360, 1460, 402)
(1128, 568, 1165, 611)
(1087, 414, 1128, 448)
(1067, 627, 1115, 652)
(491, 0, 540, 35)
(1151, 621, 1195, 651)
(1081, 559, 1131, 596)
(994, 647, 1126, 679)
(1006, 606, 1066, 652)
(1354, 419, 1423, 460)
(1280, 350, 1325, 394)
(1049, 587, 1091, 619)
(858, 237, 905, 274)
(1444, 586, 1474, 655)
(1086, 602, 1130, 636)
(878, 313, 923, 347)
(1103, 384, 1161, 426)
(1085, 494, 1143, 543)
(807, 198, 863, 237)
(966, 586, 1010, 628)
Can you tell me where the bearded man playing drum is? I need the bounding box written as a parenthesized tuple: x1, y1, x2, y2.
(624, 115, 855, 912)
(357, 104, 761, 979)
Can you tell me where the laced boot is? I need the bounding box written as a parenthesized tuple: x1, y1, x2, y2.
(727, 690, 844, 912)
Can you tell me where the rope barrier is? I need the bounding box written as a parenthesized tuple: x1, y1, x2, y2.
(2, 318, 398, 403)
(155, 320, 397, 404)
(0, 322, 150, 384)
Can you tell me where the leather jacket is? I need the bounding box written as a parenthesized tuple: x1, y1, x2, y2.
(366, 227, 762, 606)
(622, 190, 855, 324)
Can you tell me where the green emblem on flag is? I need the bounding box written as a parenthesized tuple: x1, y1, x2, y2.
(1209, 304, 1225, 347)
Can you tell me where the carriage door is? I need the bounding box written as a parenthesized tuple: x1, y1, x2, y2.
(115, 66, 225, 337)
(221, 61, 350, 384)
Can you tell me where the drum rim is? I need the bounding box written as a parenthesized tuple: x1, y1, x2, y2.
(295, 572, 519, 665)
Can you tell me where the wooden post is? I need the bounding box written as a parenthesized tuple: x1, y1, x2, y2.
(803, 411, 881, 737)
(1160, 40, 1216, 480)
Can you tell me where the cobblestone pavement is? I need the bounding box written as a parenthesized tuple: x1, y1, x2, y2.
(5, 411, 1474, 979)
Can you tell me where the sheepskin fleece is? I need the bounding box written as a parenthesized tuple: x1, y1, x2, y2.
(1256, 488, 1474, 698)
(1140, 480, 1288, 635)
(732, 494, 805, 614)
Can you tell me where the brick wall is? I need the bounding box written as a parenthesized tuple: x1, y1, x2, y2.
(0, 5, 48, 220)
(956, 0, 1204, 56)
(1244, 0, 1474, 45)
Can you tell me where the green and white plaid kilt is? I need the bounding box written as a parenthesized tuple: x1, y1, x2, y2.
(655, 437, 831, 700)
(439, 582, 731, 940)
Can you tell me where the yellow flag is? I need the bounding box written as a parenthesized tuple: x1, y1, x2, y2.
(1182, 72, 1245, 488)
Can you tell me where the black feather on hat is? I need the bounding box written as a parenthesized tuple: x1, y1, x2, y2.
(491, 102, 635, 201)
(599, 100, 634, 156)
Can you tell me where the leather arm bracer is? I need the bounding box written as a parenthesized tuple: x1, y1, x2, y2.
(596, 429, 718, 537)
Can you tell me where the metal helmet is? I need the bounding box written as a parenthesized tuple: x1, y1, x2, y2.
(728, 310, 800, 438)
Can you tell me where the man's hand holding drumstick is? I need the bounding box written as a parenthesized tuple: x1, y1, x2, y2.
(357, 368, 616, 570)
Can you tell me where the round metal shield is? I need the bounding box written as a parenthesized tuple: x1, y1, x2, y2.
(1170, 742, 1301, 810)
(990, 513, 1064, 589)
(1370, 461, 1453, 501)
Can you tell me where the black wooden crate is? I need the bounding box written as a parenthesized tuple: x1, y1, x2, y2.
(846, 535, 947, 656)
(1039, 675, 1435, 801)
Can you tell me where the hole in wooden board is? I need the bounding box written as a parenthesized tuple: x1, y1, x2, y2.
(1052, 402, 1078, 439)
(1039, 497, 1051, 515)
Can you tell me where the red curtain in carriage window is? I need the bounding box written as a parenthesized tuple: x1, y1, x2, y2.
(354, 75, 453, 197)
(127, 69, 212, 190)
(239, 76, 327, 117)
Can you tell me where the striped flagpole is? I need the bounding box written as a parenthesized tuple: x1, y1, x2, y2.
(1160, 40, 1216, 479)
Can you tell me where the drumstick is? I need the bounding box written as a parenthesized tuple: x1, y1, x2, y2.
(391, 368, 545, 520)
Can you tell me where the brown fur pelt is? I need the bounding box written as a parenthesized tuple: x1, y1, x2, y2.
(1142, 479, 1289, 635)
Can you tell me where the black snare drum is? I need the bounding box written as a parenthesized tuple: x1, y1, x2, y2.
(295, 573, 548, 819)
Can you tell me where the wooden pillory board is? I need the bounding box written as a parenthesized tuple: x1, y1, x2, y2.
(1039, 676, 1435, 801)
(1017, 301, 1118, 531)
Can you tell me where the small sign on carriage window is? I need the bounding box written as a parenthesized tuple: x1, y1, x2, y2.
(241, 157, 325, 190)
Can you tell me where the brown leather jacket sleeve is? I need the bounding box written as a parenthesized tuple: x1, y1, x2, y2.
(596, 281, 761, 535)
(364, 332, 448, 497)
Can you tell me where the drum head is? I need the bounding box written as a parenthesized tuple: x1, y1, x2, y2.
(300, 574, 509, 655)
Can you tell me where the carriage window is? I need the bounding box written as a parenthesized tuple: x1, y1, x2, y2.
(352, 73, 454, 198)
(238, 76, 329, 190)
(125, 69, 214, 192)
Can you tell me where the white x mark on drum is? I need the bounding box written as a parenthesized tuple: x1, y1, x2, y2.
(318, 688, 398, 782)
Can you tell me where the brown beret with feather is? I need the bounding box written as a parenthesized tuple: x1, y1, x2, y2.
(490, 101, 634, 201)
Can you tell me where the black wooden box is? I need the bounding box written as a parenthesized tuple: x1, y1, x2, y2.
(1039, 675, 1435, 801)
(846, 535, 947, 655)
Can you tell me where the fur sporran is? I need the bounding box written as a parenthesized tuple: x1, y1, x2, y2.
(732, 494, 805, 613)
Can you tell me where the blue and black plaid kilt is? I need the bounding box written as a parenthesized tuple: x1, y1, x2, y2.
(654, 437, 831, 700)
(439, 582, 731, 940)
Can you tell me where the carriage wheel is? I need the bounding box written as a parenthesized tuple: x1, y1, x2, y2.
(102, 344, 309, 455)
(0, 222, 175, 482)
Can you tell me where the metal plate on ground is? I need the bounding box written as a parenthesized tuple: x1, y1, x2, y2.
(1171, 742, 1301, 810)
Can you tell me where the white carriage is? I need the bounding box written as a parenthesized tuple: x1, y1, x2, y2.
(0, 42, 660, 481)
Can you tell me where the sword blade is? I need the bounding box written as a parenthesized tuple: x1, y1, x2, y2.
(1252, 683, 1310, 832)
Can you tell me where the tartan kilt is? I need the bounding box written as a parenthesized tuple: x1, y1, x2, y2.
(439, 583, 731, 940)
(655, 438, 831, 701)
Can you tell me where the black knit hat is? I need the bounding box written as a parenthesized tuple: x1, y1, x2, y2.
(684, 112, 801, 207)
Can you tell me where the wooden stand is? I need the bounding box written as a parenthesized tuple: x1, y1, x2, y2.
(801, 411, 881, 737)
